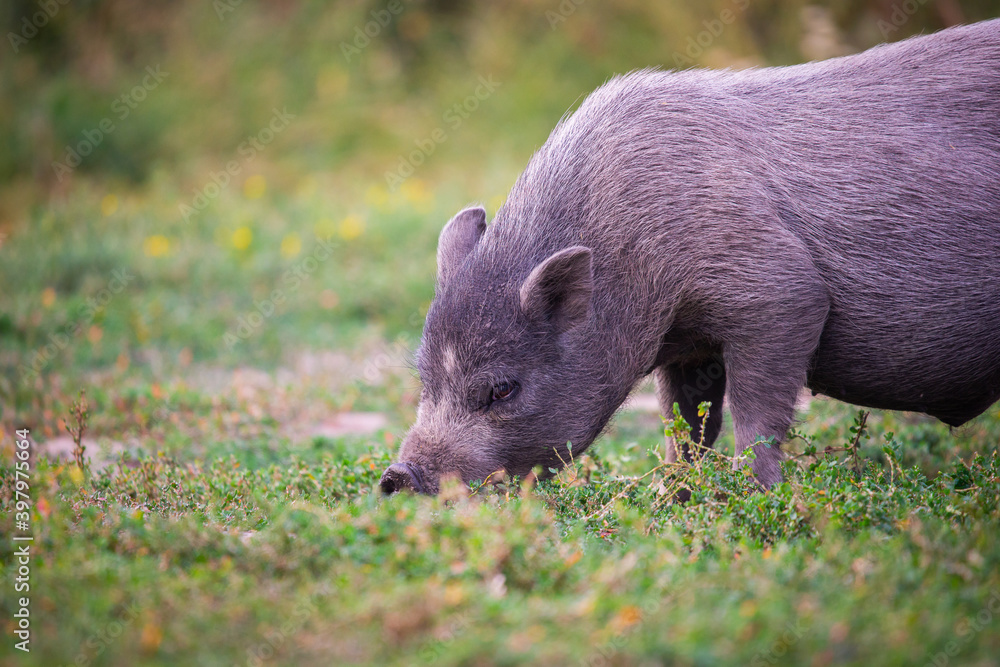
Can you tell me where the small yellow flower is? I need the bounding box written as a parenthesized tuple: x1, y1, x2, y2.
(143, 235, 170, 257)
(314, 218, 337, 239)
(243, 175, 266, 199)
(444, 583, 464, 606)
(280, 233, 302, 258)
(232, 227, 253, 250)
(41, 287, 56, 308)
(101, 194, 119, 216)
(365, 184, 390, 212)
(400, 179, 431, 206)
(339, 215, 364, 240)
(400, 179, 434, 213)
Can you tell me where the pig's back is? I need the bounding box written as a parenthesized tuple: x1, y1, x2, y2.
(527, 21, 1000, 423)
(732, 21, 1000, 421)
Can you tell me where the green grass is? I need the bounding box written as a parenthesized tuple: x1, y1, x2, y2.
(2, 398, 999, 666)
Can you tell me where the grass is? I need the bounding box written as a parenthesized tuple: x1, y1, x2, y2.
(2, 395, 999, 666)
(3, 1, 1000, 665)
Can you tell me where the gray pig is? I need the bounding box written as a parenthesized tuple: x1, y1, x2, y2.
(381, 20, 1000, 495)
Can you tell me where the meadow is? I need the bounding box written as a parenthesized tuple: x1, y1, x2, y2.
(2, 1, 1000, 665)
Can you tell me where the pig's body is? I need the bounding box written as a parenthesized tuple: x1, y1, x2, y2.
(382, 20, 1000, 494)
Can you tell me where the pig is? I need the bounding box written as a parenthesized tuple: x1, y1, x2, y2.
(380, 19, 1000, 495)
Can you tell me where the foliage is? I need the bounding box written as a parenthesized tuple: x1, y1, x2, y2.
(2, 393, 999, 665)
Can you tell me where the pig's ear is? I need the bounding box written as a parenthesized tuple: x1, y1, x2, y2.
(519, 246, 593, 333)
(437, 206, 487, 287)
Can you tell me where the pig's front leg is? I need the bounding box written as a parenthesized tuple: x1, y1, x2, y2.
(720, 290, 829, 488)
(681, 223, 830, 488)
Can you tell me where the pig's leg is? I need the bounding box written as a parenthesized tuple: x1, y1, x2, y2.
(722, 296, 828, 487)
(723, 357, 803, 487)
(654, 357, 727, 464)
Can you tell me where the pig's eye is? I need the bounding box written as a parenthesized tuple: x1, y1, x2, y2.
(491, 380, 519, 403)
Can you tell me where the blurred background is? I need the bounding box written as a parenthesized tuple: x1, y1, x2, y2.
(4, 6, 1000, 664)
(2, 0, 1000, 443)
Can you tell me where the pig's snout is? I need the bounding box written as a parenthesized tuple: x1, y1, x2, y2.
(380, 462, 426, 495)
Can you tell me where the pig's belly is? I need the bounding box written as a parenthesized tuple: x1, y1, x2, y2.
(804, 306, 1000, 426)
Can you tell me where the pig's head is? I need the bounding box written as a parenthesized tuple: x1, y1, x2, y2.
(380, 205, 614, 495)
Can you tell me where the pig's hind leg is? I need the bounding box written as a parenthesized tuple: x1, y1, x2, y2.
(654, 355, 728, 464)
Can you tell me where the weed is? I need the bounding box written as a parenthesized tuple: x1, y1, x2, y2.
(64, 389, 90, 472)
